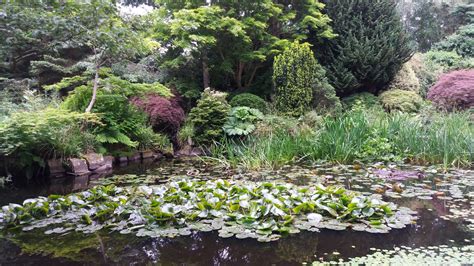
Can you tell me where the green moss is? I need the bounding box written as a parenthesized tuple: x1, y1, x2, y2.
(379, 89, 423, 113)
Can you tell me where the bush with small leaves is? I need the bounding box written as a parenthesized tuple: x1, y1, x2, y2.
(274, 41, 339, 117)
(229, 93, 268, 113)
(189, 88, 231, 144)
(427, 69, 474, 111)
(379, 89, 423, 113)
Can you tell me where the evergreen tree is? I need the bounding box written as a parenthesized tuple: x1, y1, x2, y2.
(315, 0, 413, 96)
(273, 42, 338, 117)
(411, 0, 444, 52)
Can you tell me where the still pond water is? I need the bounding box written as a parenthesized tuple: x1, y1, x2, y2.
(0, 159, 472, 265)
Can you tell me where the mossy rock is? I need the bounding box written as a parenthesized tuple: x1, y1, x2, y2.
(379, 89, 423, 113)
(229, 93, 268, 113)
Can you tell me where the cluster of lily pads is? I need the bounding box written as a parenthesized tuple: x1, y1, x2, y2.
(313, 245, 474, 265)
(0, 179, 416, 242)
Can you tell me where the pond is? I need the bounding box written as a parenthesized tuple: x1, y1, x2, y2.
(0, 159, 472, 265)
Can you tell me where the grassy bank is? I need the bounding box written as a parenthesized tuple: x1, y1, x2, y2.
(207, 109, 473, 169)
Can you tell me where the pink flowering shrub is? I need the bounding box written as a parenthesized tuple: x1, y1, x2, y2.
(427, 69, 474, 111)
(130, 93, 185, 150)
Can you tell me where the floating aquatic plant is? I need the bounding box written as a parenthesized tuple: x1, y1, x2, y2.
(313, 245, 474, 265)
(0, 179, 416, 242)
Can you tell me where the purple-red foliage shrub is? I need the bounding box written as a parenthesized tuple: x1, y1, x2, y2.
(130, 93, 185, 150)
(427, 69, 474, 111)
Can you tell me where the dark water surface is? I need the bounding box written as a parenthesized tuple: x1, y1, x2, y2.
(0, 160, 472, 265)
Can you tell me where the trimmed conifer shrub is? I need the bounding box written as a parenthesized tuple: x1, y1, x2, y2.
(229, 93, 268, 113)
(189, 88, 231, 144)
(316, 0, 413, 95)
(273, 41, 340, 117)
(379, 89, 423, 113)
(427, 69, 474, 111)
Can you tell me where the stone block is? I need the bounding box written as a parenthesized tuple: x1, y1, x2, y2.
(104, 156, 114, 169)
(83, 153, 105, 170)
(67, 158, 90, 175)
(141, 150, 154, 159)
(47, 159, 66, 176)
(128, 152, 142, 161)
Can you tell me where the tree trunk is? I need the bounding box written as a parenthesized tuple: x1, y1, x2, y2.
(235, 61, 244, 90)
(202, 53, 210, 89)
(85, 66, 100, 113)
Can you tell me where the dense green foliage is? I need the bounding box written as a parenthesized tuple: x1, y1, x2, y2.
(434, 24, 474, 57)
(316, 0, 413, 95)
(273, 42, 315, 116)
(223, 107, 264, 137)
(379, 89, 423, 113)
(0, 109, 100, 170)
(189, 89, 231, 144)
(229, 93, 268, 113)
(274, 42, 338, 117)
(153, 0, 334, 93)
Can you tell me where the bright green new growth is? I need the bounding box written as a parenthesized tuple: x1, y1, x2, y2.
(274, 42, 330, 117)
(379, 89, 423, 113)
(189, 89, 231, 144)
(229, 93, 268, 113)
(223, 107, 264, 137)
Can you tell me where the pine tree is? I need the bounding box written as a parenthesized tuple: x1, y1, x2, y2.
(315, 0, 413, 96)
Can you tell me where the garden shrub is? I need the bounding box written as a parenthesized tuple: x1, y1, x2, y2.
(189, 88, 231, 144)
(433, 24, 474, 58)
(388, 63, 421, 93)
(379, 89, 423, 113)
(223, 107, 263, 137)
(427, 69, 474, 111)
(130, 93, 185, 151)
(62, 86, 149, 151)
(316, 0, 413, 95)
(274, 41, 339, 117)
(229, 93, 268, 113)
(342, 92, 381, 110)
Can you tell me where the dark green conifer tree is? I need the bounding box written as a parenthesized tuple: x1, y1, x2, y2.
(314, 0, 413, 96)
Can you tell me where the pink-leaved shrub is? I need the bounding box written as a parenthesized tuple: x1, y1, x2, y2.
(130, 92, 185, 150)
(427, 69, 474, 111)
